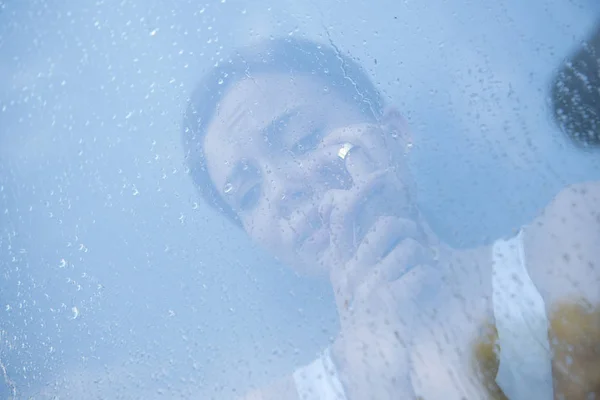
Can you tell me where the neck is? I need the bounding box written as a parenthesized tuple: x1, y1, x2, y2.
(416, 214, 495, 323)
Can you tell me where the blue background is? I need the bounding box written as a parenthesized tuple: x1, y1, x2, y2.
(1, 0, 599, 397)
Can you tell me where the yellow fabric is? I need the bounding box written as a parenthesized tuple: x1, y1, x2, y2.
(471, 301, 600, 399)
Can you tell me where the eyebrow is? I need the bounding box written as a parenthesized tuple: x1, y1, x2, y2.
(222, 107, 299, 194)
(262, 107, 298, 145)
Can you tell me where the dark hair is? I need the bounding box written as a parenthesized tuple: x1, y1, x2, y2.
(550, 22, 600, 148)
(182, 36, 385, 227)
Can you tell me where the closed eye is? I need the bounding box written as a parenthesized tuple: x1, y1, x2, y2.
(238, 184, 261, 212)
(290, 128, 324, 155)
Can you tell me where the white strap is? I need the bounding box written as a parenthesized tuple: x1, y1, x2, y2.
(293, 348, 348, 400)
(492, 231, 554, 400)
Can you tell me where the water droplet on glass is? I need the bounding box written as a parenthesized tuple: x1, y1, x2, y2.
(150, 28, 159, 36)
(217, 78, 224, 85)
(72, 306, 79, 319)
(224, 183, 234, 194)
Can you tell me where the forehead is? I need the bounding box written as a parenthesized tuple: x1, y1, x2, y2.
(203, 72, 349, 192)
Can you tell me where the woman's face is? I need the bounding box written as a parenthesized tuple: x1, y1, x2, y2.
(204, 72, 417, 276)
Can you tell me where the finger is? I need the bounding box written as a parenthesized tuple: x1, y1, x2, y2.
(336, 238, 428, 322)
(354, 238, 432, 303)
(327, 169, 390, 263)
(389, 263, 437, 306)
(380, 237, 435, 283)
(332, 217, 423, 317)
(355, 261, 436, 334)
(354, 216, 420, 268)
(336, 216, 419, 307)
(343, 145, 379, 186)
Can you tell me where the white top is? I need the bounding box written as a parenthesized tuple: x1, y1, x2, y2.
(492, 230, 554, 399)
(293, 231, 554, 400)
(292, 347, 347, 400)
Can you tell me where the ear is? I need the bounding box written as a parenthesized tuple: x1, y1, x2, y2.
(381, 106, 412, 148)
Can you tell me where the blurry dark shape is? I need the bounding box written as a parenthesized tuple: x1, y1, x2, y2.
(472, 300, 600, 399)
(551, 21, 600, 148)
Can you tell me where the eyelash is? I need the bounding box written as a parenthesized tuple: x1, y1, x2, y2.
(238, 184, 261, 212)
(290, 128, 324, 155)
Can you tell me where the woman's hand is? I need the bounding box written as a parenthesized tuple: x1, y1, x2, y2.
(328, 213, 437, 399)
(314, 141, 438, 398)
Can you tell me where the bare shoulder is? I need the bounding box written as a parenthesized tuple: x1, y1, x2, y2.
(524, 181, 600, 307)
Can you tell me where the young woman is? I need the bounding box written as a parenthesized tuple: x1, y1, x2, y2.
(183, 37, 600, 399)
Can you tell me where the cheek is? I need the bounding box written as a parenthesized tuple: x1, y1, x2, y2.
(244, 215, 294, 258)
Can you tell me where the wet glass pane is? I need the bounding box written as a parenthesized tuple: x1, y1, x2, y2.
(1, 0, 599, 398)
